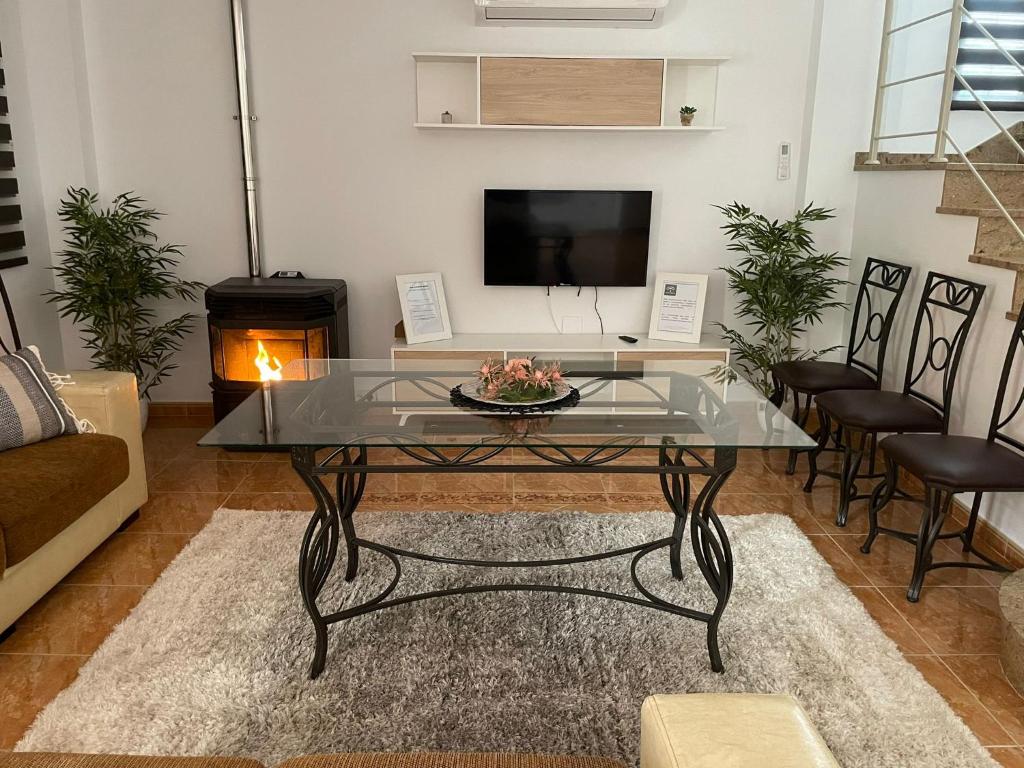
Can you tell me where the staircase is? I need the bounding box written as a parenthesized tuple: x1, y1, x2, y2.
(860, 0, 1024, 317)
(855, 123, 1024, 318)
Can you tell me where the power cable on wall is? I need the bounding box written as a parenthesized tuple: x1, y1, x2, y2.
(594, 286, 605, 335)
(546, 286, 561, 333)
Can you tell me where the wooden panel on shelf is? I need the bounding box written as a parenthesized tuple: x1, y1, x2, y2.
(480, 57, 664, 127)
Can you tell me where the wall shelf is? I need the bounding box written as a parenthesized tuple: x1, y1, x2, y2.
(413, 53, 727, 132)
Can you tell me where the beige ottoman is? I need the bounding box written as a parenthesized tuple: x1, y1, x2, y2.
(640, 694, 838, 768)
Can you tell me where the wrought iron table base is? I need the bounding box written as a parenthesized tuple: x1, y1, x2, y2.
(292, 442, 736, 680)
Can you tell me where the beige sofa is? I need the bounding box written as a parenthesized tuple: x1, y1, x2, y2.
(0, 370, 148, 635)
(0, 694, 838, 768)
(641, 694, 839, 767)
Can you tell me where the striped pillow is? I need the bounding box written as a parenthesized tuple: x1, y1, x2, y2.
(0, 348, 80, 452)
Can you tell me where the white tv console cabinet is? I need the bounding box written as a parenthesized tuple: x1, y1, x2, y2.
(391, 332, 729, 364)
(390, 333, 730, 412)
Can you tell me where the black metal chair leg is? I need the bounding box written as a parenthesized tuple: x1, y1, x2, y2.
(908, 487, 952, 602)
(862, 456, 898, 554)
(836, 430, 867, 528)
(786, 391, 813, 476)
(961, 492, 983, 554)
(804, 409, 832, 493)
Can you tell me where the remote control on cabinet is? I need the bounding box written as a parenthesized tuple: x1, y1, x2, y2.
(618, 335, 638, 344)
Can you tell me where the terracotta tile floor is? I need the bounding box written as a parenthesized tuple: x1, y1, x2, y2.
(2, 425, 1024, 765)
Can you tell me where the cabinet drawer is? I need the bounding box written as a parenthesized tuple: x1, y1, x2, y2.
(391, 351, 502, 412)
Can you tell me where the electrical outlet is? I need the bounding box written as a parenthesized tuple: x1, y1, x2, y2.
(561, 316, 583, 334)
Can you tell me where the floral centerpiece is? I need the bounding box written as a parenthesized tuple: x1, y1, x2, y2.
(474, 357, 566, 404)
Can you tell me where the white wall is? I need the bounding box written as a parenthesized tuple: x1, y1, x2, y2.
(13, 0, 881, 404)
(849, 170, 1023, 544)
(70, 0, 248, 397)
(799, 0, 885, 357)
(241, 0, 826, 391)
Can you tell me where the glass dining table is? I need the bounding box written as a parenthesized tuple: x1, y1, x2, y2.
(200, 358, 816, 679)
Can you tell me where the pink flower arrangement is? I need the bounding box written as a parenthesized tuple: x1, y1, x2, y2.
(475, 357, 564, 403)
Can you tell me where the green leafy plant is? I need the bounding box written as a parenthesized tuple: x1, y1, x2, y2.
(46, 188, 206, 399)
(711, 202, 848, 400)
(679, 105, 698, 115)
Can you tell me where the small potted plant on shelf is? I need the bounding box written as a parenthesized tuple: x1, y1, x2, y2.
(679, 105, 698, 126)
(46, 188, 206, 428)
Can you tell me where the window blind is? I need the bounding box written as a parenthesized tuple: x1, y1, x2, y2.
(0, 41, 25, 269)
(955, 0, 1024, 111)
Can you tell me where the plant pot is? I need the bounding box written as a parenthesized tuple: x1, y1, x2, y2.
(680, 113, 695, 126)
(139, 398, 149, 432)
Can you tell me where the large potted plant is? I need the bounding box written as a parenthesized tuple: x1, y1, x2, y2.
(46, 188, 205, 427)
(712, 202, 848, 402)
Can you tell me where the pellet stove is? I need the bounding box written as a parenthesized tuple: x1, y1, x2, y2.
(205, 2, 350, 423)
(206, 277, 349, 422)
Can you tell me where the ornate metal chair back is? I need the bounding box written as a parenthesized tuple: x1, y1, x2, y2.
(902, 272, 986, 432)
(989, 308, 1024, 453)
(845, 258, 912, 382)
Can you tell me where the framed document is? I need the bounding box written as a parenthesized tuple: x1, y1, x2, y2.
(648, 272, 708, 344)
(396, 272, 453, 345)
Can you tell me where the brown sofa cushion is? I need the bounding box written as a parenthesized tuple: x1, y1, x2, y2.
(0, 755, 263, 768)
(277, 755, 626, 768)
(0, 433, 130, 573)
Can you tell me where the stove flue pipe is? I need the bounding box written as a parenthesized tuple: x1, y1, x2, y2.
(230, 0, 262, 278)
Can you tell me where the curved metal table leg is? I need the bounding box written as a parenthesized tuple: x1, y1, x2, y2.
(689, 467, 735, 672)
(291, 442, 737, 679)
(293, 445, 367, 679)
(660, 445, 691, 580)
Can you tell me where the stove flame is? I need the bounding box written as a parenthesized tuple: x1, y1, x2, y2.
(254, 339, 283, 382)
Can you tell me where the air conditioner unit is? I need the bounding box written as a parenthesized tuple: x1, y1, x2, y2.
(474, 0, 669, 28)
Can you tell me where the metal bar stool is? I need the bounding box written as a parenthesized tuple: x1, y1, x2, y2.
(771, 258, 911, 476)
(808, 272, 986, 527)
(862, 308, 1024, 601)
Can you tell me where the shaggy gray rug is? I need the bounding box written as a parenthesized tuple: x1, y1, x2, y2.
(18, 510, 996, 767)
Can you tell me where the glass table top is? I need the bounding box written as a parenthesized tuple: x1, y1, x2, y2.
(199, 358, 817, 451)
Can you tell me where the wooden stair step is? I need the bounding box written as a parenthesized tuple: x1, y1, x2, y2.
(970, 251, 1024, 271)
(937, 206, 1024, 218)
(942, 166, 1024, 210)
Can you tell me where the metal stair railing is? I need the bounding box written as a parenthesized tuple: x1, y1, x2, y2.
(866, 0, 1024, 250)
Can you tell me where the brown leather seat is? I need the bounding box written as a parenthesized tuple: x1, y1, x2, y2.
(814, 389, 944, 432)
(772, 360, 876, 394)
(0, 433, 129, 573)
(881, 434, 1024, 491)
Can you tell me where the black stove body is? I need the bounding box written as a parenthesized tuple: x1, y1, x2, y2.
(205, 277, 349, 422)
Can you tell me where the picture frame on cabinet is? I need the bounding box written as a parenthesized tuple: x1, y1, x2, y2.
(396, 272, 453, 345)
(648, 272, 708, 344)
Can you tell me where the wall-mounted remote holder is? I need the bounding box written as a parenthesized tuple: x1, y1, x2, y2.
(777, 142, 791, 181)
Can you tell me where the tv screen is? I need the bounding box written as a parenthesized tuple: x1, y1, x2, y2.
(484, 189, 652, 287)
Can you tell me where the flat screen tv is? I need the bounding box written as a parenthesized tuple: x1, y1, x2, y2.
(484, 189, 652, 287)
